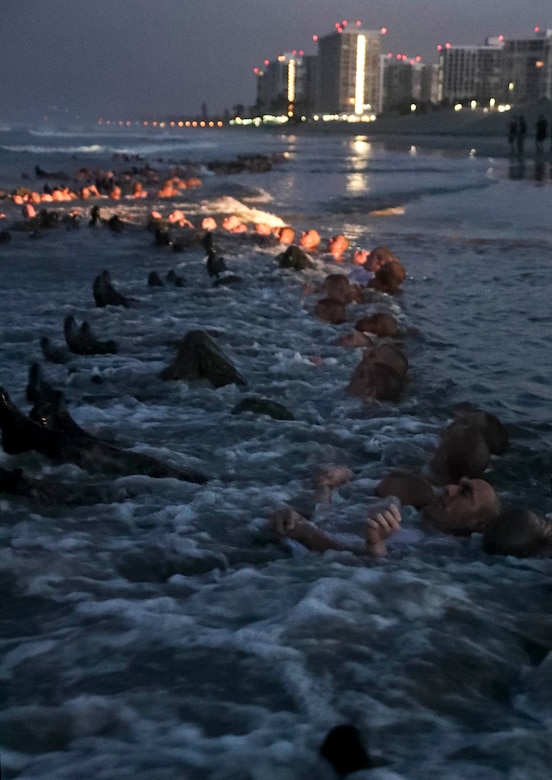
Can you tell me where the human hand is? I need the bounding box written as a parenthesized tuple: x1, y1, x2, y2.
(267, 507, 305, 536)
(365, 504, 402, 557)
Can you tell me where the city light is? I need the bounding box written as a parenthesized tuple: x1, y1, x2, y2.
(287, 58, 296, 104)
(354, 34, 366, 114)
(248, 21, 548, 128)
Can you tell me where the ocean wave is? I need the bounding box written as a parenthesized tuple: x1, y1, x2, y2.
(0, 143, 107, 155)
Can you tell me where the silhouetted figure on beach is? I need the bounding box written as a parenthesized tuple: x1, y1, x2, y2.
(507, 116, 517, 155)
(535, 114, 548, 153)
(516, 115, 527, 157)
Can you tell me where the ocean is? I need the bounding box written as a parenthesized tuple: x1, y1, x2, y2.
(0, 123, 551, 779)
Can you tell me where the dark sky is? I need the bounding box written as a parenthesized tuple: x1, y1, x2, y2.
(1, 0, 550, 123)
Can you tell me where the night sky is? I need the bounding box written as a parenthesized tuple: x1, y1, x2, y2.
(1, 0, 550, 123)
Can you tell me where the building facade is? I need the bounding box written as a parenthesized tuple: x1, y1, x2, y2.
(503, 29, 552, 105)
(255, 53, 307, 116)
(438, 30, 552, 107)
(438, 41, 505, 105)
(316, 26, 382, 115)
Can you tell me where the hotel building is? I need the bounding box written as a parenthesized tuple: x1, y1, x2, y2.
(316, 24, 382, 115)
(503, 29, 552, 105)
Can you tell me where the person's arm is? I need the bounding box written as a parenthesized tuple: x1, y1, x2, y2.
(267, 504, 402, 557)
(267, 507, 349, 553)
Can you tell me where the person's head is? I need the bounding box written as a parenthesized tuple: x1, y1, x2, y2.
(431, 423, 491, 484)
(275, 225, 295, 245)
(254, 222, 272, 235)
(327, 233, 349, 260)
(298, 229, 321, 251)
(201, 216, 217, 231)
(322, 273, 354, 304)
(222, 215, 247, 233)
(368, 261, 406, 294)
(319, 724, 372, 776)
(483, 509, 552, 557)
(420, 478, 500, 535)
(375, 469, 434, 509)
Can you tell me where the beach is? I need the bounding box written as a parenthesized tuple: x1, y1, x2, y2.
(0, 124, 551, 780)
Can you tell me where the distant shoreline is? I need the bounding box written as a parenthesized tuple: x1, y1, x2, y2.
(248, 102, 552, 162)
(258, 123, 516, 160)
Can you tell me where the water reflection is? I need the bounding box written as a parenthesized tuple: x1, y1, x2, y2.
(508, 153, 551, 182)
(345, 135, 372, 194)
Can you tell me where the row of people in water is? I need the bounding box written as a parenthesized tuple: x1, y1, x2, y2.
(263, 234, 551, 560)
(2, 187, 550, 559)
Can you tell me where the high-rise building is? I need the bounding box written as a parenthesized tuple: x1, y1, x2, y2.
(316, 25, 382, 115)
(382, 55, 428, 113)
(503, 29, 552, 105)
(438, 29, 552, 107)
(255, 53, 307, 116)
(438, 40, 505, 105)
